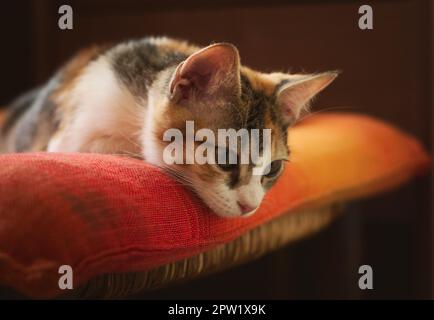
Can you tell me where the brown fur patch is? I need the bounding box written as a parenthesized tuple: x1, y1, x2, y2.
(0, 110, 5, 127)
(240, 67, 279, 96)
(152, 104, 223, 183)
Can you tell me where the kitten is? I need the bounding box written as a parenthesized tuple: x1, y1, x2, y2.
(0, 37, 337, 217)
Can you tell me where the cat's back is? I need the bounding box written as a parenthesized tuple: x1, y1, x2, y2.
(106, 37, 197, 93)
(0, 37, 200, 153)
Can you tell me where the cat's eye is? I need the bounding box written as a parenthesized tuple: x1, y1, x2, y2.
(264, 160, 283, 178)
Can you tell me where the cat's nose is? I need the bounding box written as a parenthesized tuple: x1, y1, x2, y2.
(237, 201, 257, 215)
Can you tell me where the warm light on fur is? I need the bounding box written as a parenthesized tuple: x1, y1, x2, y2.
(0, 37, 337, 217)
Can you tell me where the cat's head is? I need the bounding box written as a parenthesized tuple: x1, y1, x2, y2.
(143, 43, 337, 217)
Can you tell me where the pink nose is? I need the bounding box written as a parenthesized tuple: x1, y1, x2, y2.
(237, 201, 257, 215)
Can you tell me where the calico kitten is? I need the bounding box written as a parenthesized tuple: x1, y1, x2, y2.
(0, 37, 337, 217)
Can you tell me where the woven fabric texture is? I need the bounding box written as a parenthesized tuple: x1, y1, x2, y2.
(0, 113, 429, 298)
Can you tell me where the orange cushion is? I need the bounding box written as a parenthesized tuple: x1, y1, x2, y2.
(0, 113, 429, 297)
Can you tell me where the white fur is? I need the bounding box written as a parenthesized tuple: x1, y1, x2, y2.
(140, 70, 170, 166)
(48, 56, 144, 154)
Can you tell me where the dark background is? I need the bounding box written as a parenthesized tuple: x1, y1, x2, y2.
(0, 0, 432, 299)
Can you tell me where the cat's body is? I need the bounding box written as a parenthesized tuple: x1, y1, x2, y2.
(0, 37, 337, 217)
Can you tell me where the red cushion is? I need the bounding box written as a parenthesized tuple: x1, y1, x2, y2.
(0, 113, 429, 297)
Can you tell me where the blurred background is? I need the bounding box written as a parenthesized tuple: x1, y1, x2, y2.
(0, 0, 432, 299)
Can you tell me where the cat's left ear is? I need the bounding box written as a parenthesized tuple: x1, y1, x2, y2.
(277, 72, 338, 126)
(169, 43, 241, 103)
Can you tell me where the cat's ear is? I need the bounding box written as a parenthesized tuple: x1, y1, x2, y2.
(277, 72, 338, 126)
(169, 43, 241, 103)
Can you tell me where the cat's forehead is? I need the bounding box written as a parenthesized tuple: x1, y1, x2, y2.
(240, 67, 291, 95)
(237, 72, 288, 134)
(239, 71, 290, 156)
